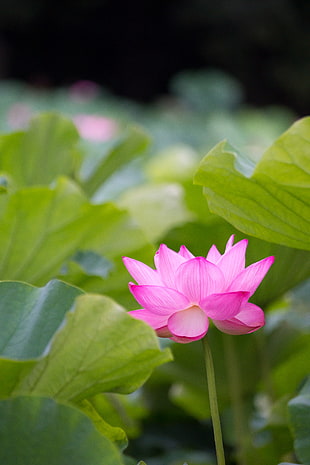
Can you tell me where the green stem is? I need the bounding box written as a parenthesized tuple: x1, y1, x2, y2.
(202, 336, 226, 465)
(224, 335, 249, 465)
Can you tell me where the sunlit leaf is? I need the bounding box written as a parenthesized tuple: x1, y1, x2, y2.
(0, 113, 80, 187)
(194, 117, 310, 250)
(0, 280, 171, 446)
(0, 280, 172, 400)
(15, 293, 171, 400)
(0, 178, 154, 300)
(118, 183, 193, 241)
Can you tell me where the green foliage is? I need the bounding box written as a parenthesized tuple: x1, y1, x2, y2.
(0, 396, 125, 465)
(0, 280, 83, 360)
(119, 182, 193, 242)
(0, 91, 308, 465)
(194, 117, 310, 250)
(81, 125, 150, 197)
(0, 280, 171, 400)
(0, 113, 80, 188)
(0, 279, 171, 461)
(16, 292, 171, 400)
(0, 178, 154, 307)
(170, 69, 243, 112)
(288, 377, 310, 465)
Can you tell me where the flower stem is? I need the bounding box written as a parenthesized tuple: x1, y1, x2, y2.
(202, 336, 226, 465)
(223, 335, 249, 465)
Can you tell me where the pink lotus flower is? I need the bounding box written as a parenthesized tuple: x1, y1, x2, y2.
(123, 236, 274, 343)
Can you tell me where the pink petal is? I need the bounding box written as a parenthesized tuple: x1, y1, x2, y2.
(216, 239, 248, 286)
(123, 257, 162, 285)
(128, 309, 169, 331)
(206, 244, 222, 263)
(200, 291, 250, 320)
(178, 245, 195, 260)
(154, 244, 187, 288)
(129, 283, 190, 315)
(175, 257, 225, 303)
(168, 306, 209, 341)
(225, 234, 235, 252)
(228, 256, 275, 296)
(213, 302, 265, 335)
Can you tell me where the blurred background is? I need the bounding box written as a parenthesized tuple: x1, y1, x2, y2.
(0, 0, 309, 114)
(0, 3, 309, 465)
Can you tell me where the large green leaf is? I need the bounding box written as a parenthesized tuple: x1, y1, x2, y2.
(0, 178, 153, 294)
(0, 280, 83, 360)
(0, 396, 124, 465)
(16, 293, 171, 400)
(288, 377, 310, 465)
(0, 280, 82, 396)
(0, 113, 80, 187)
(0, 280, 171, 402)
(194, 117, 310, 250)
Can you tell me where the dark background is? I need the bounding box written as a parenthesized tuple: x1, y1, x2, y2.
(0, 0, 309, 114)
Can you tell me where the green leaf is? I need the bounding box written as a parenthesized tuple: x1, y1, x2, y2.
(15, 293, 171, 400)
(77, 391, 147, 449)
(0, 113, 80, 187)
(87, 392, 147, 438)
(271, 335, 310, 398)
(0, 280, 171, 443)
(118, 183, 193, 241)
(288, 377, 310, 465)
(0, 178, 154, 294)
(0, 280, 83, 360)
(0, 396, 124, 465)
(66, 250, 114, 278)
(194, 117, 310, 250)
(145, 144, 199, 183)
(81, 126, 150, 197)
(77, 398, 128, 449)
(0, 280, 83, 398)
(0, 278, 171, 398)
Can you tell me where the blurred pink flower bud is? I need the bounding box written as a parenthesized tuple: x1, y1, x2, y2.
(123, 235, 274, 343)
(73, 114, 118, 141)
